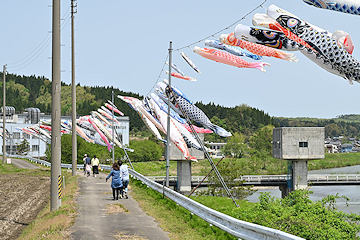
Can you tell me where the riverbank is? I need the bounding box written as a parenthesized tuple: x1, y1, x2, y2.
(132, 152, 360, 176)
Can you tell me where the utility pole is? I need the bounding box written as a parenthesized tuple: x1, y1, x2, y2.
(71, 0, 77, 176)
(50, 0, 61, 211)
(2, 64, 6, 164)
(112, 90, 115, 164)
(165, 41, 172, 187)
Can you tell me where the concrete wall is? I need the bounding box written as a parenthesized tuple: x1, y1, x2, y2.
(291, 160, 308, 190)
(167, 133, 204, 160)
(273, 127, 325, 160)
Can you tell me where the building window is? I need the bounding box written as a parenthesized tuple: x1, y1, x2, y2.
(5, 145, 10, 153)
(12, 146, 17, 153)
(32, 145, 39, 152)
(13, 132, 20, 139)
(299, 142, 308, 148)
(23, 133, 31, 139)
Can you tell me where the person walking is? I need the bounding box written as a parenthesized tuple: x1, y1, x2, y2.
(85, 154, 91, 165)
(85, 163, 92, 177)
(106, 163, 123, 200)
(91, 155, 100, 177)
(83, 154, 88, 175)
(118, 160, 130, 199)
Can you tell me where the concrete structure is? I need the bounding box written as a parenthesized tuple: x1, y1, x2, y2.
(167, 133, 204, 194)
(273, 127, 325, 196)
(273, 127, 325, 160)
(168, 133, 204, 160)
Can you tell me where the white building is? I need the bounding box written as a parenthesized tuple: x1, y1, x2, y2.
(0, 108, 130, 158)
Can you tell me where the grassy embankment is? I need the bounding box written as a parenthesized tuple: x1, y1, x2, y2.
(12, 152, 360, 239)
(132, 152, 360, 176)
(130, 177, 238, 240)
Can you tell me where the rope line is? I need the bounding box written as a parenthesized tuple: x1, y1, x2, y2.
(173, 0, 267, 52)
(146, 53, 169, 97)
(146, 0, 267, 99)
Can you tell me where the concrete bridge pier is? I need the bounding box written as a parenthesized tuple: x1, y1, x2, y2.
(279, 160, 308, 198)
(168, 133, 205, 195)
(292, 160, 308, 190)
(273, 127, 324, 198)
(177, 160, 192, 194)
(279, 185, 291, 199)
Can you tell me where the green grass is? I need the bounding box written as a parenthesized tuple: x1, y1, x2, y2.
(130, 178, 237, 240)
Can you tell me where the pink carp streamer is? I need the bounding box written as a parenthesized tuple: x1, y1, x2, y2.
(193, 46, 271, 72)
(105, 103, 124, 116)
(166, 71, 196, 81)
(183, 124, 213, 133)
(220, 33, 297, 62)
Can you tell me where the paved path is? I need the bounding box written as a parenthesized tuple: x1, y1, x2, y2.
(11, 158, 39, 169)
(69, 171, 170, 240)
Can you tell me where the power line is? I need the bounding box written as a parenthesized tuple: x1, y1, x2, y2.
(146, 53, 169, 97)
(146, 0, 267, 98)
(7, 7, 71, 72)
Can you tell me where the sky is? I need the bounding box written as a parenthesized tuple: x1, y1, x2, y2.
(1, 0, 360, 119)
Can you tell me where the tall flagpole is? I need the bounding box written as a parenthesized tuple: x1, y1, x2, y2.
(2, 65, 6, 164)
(71, 0, 77, 176)
(50, 0, 62, 211)
(112, 90, 115, 164)
(165, 41, 172, 187)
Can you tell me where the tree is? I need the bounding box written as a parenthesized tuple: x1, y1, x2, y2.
(222, 132, 248, 158)
(127, 139, 164, 162)
(197, 159, 256, 200)
(232, 190, 360, 239)
(248, 125, 274, 155)
(248, 125, 274, 170)
(16, 139, 29, 155)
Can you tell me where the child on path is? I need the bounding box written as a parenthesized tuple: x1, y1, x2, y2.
(106, 163, 123, 200)
(118, 160, 130, 199)
(85, 163, 92, 177)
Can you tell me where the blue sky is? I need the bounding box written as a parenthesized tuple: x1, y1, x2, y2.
(1, 0, 360, 119)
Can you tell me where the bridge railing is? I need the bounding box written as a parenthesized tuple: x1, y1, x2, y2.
(130, 169, 304, 240)
(308, 174, 360, 182)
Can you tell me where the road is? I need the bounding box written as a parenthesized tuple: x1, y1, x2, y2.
(10, 158, 39, 169)
(69, 171, 170, 240)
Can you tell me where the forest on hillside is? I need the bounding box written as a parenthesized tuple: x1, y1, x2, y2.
(1, 73, 360, 139)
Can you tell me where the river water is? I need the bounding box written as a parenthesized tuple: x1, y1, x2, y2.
(245, 165, 360, 214)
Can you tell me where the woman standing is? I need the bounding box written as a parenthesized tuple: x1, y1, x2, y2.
(106, 163, 123, 200)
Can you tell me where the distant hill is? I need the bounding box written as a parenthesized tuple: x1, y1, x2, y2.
(274, 115, 360, 138)
(2, 73, 359, 138)
(335, 114, 360, 123)
(0, 73, 276, 137)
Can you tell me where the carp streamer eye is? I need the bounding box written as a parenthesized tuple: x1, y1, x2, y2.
(287, 18, 298, 28)
(263, 31, 276, 39)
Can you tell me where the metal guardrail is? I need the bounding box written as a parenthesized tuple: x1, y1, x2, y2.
(129, 169, 304, 240)
(15, 155, 112, 171)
